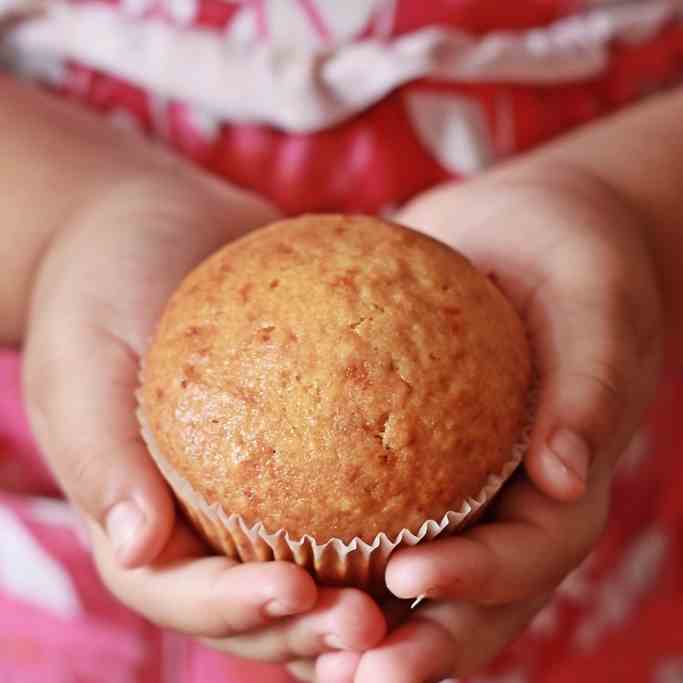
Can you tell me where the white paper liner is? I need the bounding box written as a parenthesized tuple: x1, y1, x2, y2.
(137, 390, 533, 593)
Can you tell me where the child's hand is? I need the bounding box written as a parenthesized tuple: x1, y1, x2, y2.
(22, 172, 386, 663)
(314, 162, 663, 682)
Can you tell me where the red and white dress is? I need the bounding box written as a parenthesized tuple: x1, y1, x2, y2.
(1, 2, 682, 682)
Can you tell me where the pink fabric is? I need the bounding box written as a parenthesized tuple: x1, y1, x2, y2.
(0, 353, 56, 497)
(2, 2, 683, 683)
(34, 15, 683, 214)
(3, 347, 683, 682)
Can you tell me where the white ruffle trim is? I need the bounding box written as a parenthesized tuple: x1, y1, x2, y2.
(1, 0, 681, 132)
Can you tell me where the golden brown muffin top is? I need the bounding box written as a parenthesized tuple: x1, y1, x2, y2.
(140, 215, 531, 544)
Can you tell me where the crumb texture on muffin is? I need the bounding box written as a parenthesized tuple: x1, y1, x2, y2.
(140, 215, 531, 544)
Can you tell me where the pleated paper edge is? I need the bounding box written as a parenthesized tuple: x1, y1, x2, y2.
(136, 384, 534, 589)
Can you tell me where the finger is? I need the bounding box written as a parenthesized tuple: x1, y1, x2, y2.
(24, 318, 176, 568)
(286, 660, 317, 682)
(205, 587, 386, 662)
(526, 278, 660, 501)
(308, 596, 408, 681)
(353, 618, 455, 683)
(521, 203, 662, 501)
(354, 597, 546, 682)
(316, 651, 362, 683)
(92, 519, 317, 636)
(386, 469, 610, 604)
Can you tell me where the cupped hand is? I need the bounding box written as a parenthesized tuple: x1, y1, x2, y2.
(22, 170, 386, 663)
(316, 161, 663, 682)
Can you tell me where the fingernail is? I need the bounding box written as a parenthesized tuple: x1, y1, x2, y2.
(324, 634, 346, 650)
(546, 428, 592, 483)
(105, 500, 145, 563)
(264, 600, 303, 617)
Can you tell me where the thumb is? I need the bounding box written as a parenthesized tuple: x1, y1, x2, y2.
(394, 171, 662, 503)
(24, 320, 175, 568)
(524, 254, 662, 502)
(23, 176, 279, 566)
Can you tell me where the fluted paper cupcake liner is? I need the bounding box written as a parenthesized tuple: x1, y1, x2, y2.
(137, 396, 533, 594)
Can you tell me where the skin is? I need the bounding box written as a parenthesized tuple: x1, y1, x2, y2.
(1, 71, 682, 681)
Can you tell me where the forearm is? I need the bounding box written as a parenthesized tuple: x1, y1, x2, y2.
(0, 75, 178, 345)
(526, 86, 683, 358)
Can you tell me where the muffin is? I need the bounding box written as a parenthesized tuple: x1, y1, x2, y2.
(138, 214, 532, 590)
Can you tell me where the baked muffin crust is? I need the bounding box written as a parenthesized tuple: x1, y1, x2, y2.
(140, 215, 531, 543)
